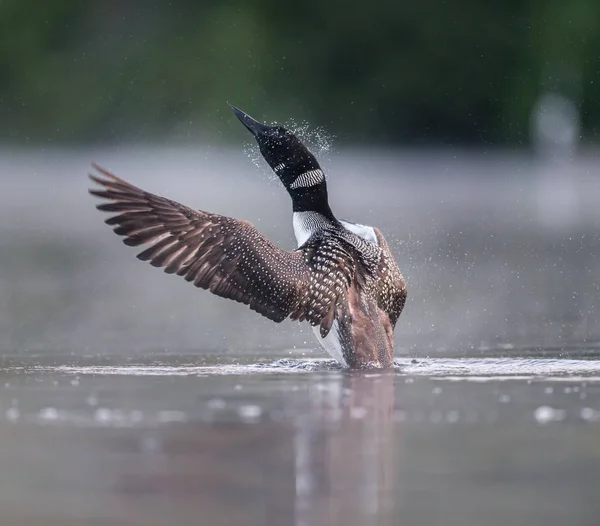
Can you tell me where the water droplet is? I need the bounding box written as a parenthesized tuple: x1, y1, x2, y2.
(580, 407, 596, 421)
(38, 407, 58, 421)
(94, 408, 112, 424)
(446, 410, 459, 423)
(238, 405, 262, 423)
(5, 407, 19, 422)
(534, 405, 565, 425)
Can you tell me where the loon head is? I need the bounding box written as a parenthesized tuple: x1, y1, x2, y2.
(230, 105, 332, 216)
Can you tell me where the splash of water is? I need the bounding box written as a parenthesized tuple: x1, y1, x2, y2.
(242, 118, 336, 182)
(283, 118, 335, 160)
(30, 356, 600, 380)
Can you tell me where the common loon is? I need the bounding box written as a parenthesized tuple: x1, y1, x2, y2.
(89, 105, 407, 368)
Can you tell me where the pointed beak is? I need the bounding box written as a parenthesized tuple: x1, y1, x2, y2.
(229, 104, 271, 137)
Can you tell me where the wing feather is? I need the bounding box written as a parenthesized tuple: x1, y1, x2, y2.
(89, 163, 368, 337)
(372, 227, 407, 327)
(89, 163, 309, 323)
(301, 235, 356, 337)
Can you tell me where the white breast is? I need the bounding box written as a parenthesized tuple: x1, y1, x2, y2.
(340, 220, 379, 246)
(293, 211, 331, 247)
(312, 320, 347, 366)
(293, 213, 311, 247)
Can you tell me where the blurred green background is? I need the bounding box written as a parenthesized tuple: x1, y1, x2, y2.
(2, 0, 599, 146)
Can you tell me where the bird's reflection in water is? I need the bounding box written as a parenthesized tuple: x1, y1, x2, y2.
(294, 372, 397, 526)
(106, 373, 397, 526)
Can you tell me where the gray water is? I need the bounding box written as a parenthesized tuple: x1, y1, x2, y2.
(0, 147, 599, 525)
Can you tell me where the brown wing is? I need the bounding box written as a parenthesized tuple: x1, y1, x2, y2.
(88, 163, 309, 323)
(372, 227, 407, 327)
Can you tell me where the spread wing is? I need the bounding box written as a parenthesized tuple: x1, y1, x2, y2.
(372, 228, 407, 327)
(89, 163, 309, 323)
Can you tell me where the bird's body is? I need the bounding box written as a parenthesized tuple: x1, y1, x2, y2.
(89, 106, 407, 368)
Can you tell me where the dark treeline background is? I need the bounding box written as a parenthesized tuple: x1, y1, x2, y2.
(1, 0, 598, 146)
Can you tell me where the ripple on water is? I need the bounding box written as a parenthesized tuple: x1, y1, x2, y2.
(24, 356, 600, 381)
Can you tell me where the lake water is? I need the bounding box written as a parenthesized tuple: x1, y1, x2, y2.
(0, 147, 599, 524)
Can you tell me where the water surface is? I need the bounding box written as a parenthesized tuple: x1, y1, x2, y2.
(0, 351, 599, 525)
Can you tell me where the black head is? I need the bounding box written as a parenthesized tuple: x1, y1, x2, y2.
(230, 104, 327, 197)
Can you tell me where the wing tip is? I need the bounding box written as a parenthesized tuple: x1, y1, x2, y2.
(90, 162, 117, 179)
(319, 319, 332, 338)
(88, 162, 129, 189)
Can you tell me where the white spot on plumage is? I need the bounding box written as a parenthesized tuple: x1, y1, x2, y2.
(289, 169, 325, 189)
